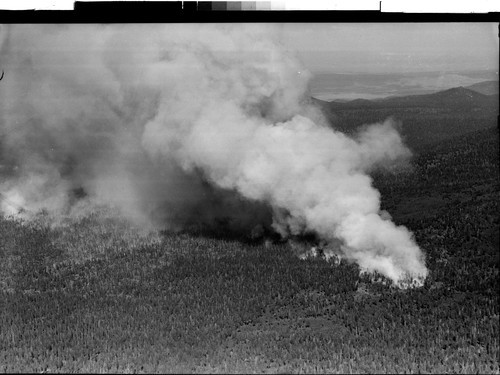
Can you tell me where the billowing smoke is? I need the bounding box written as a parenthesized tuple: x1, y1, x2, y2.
(0, 24, 428, 285)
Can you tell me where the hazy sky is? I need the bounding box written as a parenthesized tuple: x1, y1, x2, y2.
(1, 23, 497, 76)
(280, 23, 499, 74)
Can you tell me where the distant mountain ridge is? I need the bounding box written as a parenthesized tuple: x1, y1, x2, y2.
(310, 83, 499, 150)
(465, 80, 499, 95)
(321, 85, 498, 110)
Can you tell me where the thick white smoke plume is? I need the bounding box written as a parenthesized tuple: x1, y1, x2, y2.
(0, 24, 428, 285)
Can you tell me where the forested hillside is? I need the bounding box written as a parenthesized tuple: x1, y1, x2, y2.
(312, 83, 499, 150)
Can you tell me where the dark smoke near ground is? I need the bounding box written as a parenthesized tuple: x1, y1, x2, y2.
(0, 24, 428, 285)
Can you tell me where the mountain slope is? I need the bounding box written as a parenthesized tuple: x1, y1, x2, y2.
(313, 85, 499, 149)
(466, 80, 499, 95)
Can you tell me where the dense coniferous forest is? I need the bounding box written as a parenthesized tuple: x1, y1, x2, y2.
(0, 83, 498, 373)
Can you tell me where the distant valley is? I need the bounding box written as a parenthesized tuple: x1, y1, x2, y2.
(309, 71, 499, 101)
